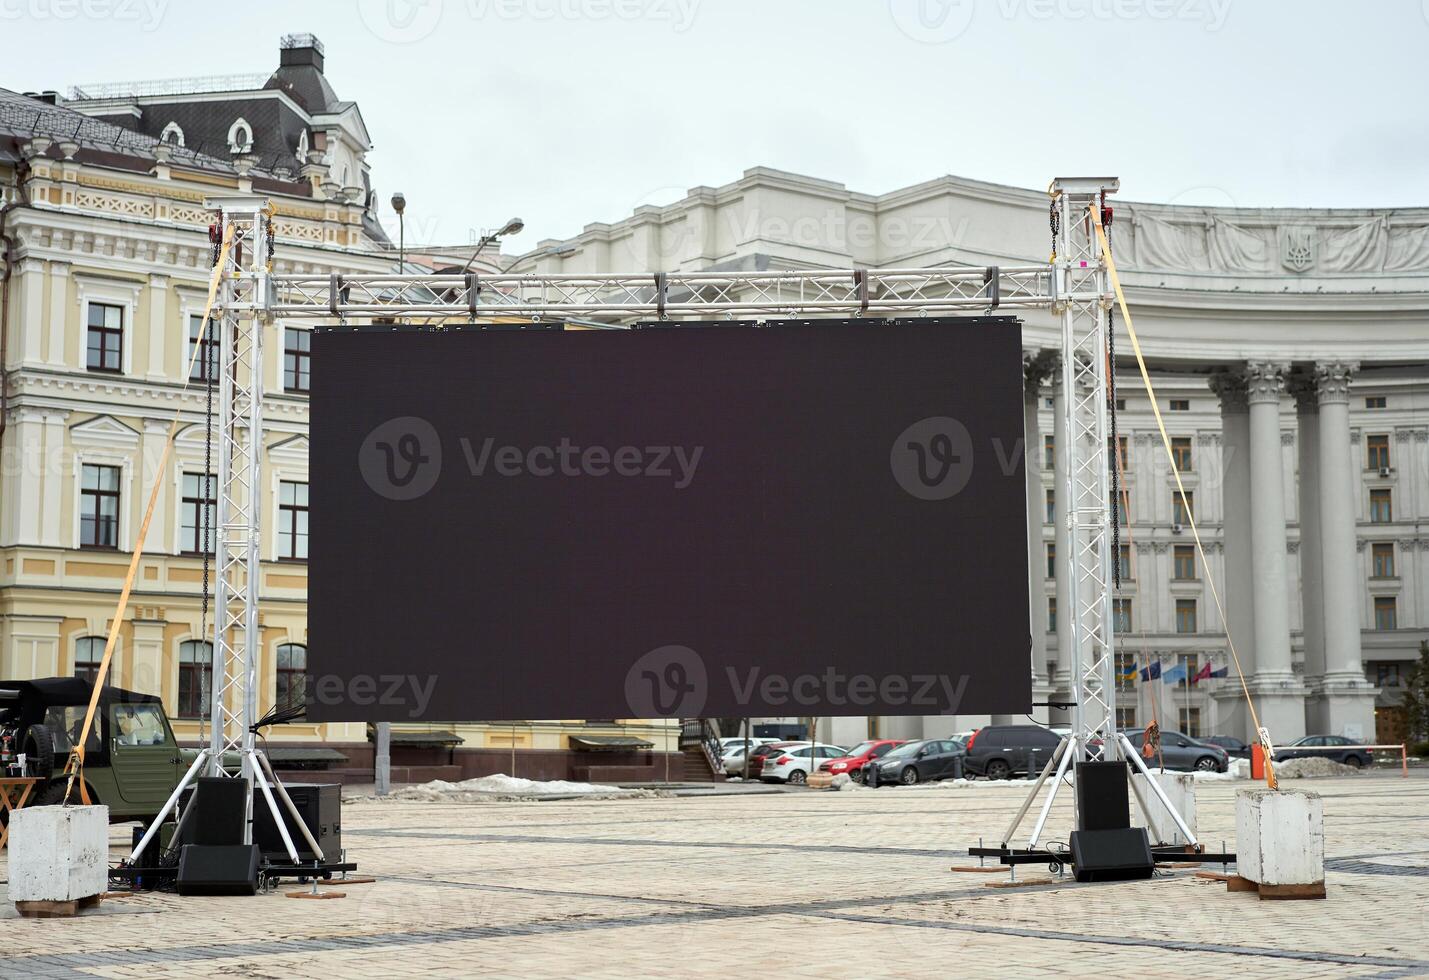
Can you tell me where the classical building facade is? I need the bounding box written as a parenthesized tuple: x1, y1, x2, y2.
(0, 37, 679, 780)
(508, 167, 1429, 747)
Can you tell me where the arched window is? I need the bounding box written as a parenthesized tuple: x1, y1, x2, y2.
(275, 644, 307, 707)
(159, 121, 185, 147)
(227, 117, 253, 154)
(74, 636, 105, 684)
(178, 640, 213, 718)
(295, 130, 309, 163)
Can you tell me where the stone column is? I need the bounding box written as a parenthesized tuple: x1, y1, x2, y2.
(1012, 350, 1058, 725)
(1209, 371, 1255, 740)
(1309, 360, 1376, 739)
(1244, 360, 1307, 741)
(1050, 369, 1073, 724)
(46, 261, 70, 368)
(1290, 375, 1325, 686)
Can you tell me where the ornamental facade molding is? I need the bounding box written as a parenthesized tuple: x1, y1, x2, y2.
(1314, 360, 1359, 405)
(1244, 361, 1290, 404)
(1208, 371, 1250, 413)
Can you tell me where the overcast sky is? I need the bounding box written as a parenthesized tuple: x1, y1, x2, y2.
(6, 0, 1427, 250)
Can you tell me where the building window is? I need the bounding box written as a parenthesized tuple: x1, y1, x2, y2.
(189, 315, 218, 381)
(1046, 542, 1056, 579)
(1115, 706, 1137, 729)
(1373, 597, 1397, 631)
(86, 302, 123, 373)
(227, 117, 253, 153)
(1366, 435, 1390, 470)
(1045, 488, 1054, 524)
(1173, 545, 1196, 580)
(1171, 437, 1193, 472)
(1176, 652, 1199, 688)
(1369, 489, 1392, 523)
(1048, 597, 1057, 633)
(80, 463, 121, 549)
(1115, 398, 1126, 412)
(278, 481, 309, 560)
(1173, 490, 1193, 526)
(74, 636, 105, 684)
(1116, 544, 1132, 582)
(1043, 435, 1055, 470)
(1178, 707, 1202, 738)
(1113, 598, 1133, 633)
(276, 643, 307, 707)
(1175, 599, 1198, 634)
(1371, 543, 1395, 578)
(1375, 663, 1401, 687)
(284, 328, 311, 392)
(160, 121, 185, 146)
(1114, 489, 1129, 526)
(177, 640, 213, 718)
(1115, 653, 1136, 691)
(180, 473, 215, 556)
(1364, 396, 1386, 409)
(1169, 399, 1190, 412)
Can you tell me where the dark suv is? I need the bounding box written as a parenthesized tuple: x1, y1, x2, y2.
(963, 725, 1062, 779)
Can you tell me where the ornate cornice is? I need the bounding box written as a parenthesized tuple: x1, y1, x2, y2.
(1314, 360, 1359, 406)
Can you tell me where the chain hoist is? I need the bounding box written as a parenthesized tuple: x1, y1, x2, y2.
(1048, 198, 1060, 264)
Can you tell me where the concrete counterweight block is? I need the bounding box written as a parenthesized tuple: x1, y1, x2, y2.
(1235, 789, 1325, 899)
(10, 805, 110, 915)
(1132, 770, 1196, 847)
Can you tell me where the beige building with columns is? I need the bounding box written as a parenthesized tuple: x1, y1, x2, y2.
(507, 165, 1429, 748)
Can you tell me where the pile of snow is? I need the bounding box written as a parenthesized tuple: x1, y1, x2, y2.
(372, 773, 673, 803)
(1273, 757, 1364, 779)
(898, 777, 1039, 790)
(831, 773, 864, 791)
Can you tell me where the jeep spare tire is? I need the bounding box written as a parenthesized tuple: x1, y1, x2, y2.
(24, 723, 61, 779)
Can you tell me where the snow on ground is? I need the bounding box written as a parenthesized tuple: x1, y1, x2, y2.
(367, 773, 674, 803)
(1272, 757, 1365, 779)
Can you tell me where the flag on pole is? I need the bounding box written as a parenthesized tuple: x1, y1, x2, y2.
(1209, 665, 1229, 678)
(1161, 663, 1188, 685)
(1191, 661, 1213, 685)
(1139, 661, 1161, 682)
(1119, 661, 1138, 683)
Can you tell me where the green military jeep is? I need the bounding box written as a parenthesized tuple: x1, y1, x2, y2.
(1, 677, 182, 822)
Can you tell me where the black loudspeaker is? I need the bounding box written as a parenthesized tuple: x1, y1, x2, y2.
(176, 843, 260, 895)
(1074, 760, 1130, 831)
(1069, 827, 1154, 883)
(253, 783, 342, 864)
(183, 777, 249, 846)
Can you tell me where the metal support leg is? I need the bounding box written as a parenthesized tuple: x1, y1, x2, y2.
(1000, 735, 1069, 846)
(1118, 733, 1198, 847)
(130, 748, 208, 864)
(257, 750, 326, 860)
(1028, 735, 1078, 848)
(251, 752, 300, 864)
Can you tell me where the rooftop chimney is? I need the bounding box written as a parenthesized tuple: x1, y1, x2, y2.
(279, 33, 325, 72)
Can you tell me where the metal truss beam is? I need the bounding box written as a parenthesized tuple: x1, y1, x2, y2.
(268, 265, 1053, 320)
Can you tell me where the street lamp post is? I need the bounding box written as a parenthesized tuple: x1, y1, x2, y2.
(390, 191, 406, 271)
(462, 216, 524, 274)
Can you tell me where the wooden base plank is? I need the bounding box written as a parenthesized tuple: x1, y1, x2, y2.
(285, 890, 347, 900)
(15, 894, 102, 918)
(949, 865, 1009, 873)
(1258, 881, 1327, 900)
(1226, 874, 1259, 892)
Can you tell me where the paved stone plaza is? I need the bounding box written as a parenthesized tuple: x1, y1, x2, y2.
(2, 773, 1427, 978)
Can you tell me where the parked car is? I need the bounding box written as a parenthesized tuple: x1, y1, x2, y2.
(963, 725, 1062, 779)
(1124, 729, 1229, 772)
(818, 739, 904, 782)
(761, 743, 847, 784)
(743, 741, 805, 780)
(1200, 735, 1251, 760)
(716, 736, 777, 754)
(1273, 735, 1374, 768)
(870, 738, 966, 786)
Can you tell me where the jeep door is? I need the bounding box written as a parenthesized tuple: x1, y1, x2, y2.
(109, 703, 180, 811)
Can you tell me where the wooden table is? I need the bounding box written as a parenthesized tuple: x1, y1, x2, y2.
(0, 777, 41, 849)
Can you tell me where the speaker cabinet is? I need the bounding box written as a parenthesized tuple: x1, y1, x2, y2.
(181, 776, 249, 846)
(1074, 760, 1130, 831)
(253, 783, 342, 864)
(176, 843, 260, 895)
(1069, 827, 1154, 882)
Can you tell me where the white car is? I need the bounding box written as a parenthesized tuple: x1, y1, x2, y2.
(759, 743, 847, 785)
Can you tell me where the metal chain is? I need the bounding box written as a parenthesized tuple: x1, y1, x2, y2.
(1048, 199, 1060, 264)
